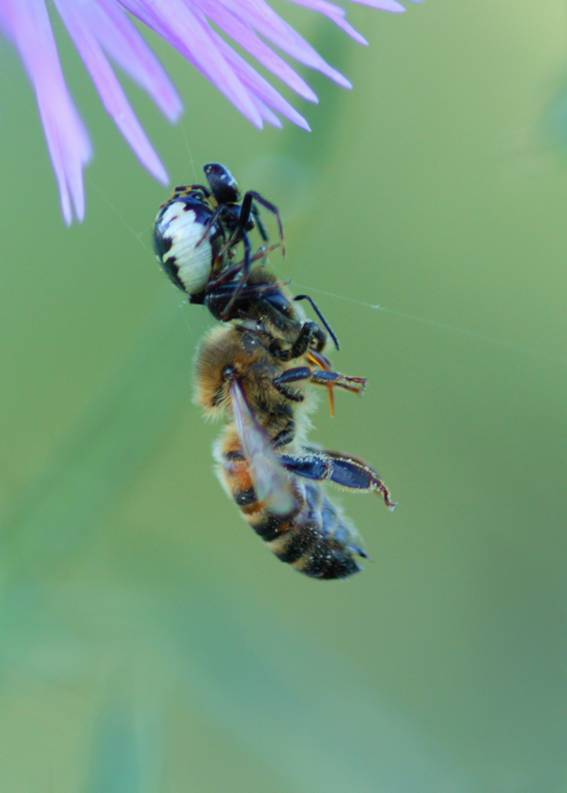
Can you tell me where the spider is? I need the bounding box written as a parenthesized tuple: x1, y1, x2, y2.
(153, 162, 284, 316)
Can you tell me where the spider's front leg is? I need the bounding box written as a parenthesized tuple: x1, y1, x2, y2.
(220, 230, 253, 318)
(239, 190, 285, 255)
(252, 203, 269, 242)
(195, 204, 224, 251)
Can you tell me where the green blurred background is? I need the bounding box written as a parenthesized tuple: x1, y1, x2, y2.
(1, 1, 566, 791)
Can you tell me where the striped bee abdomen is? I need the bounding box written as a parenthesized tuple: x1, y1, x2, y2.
(216, 434, 364, 580)
(289, 483, 363, 580)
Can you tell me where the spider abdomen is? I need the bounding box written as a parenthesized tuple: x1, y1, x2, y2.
(154, 196, 220, 295)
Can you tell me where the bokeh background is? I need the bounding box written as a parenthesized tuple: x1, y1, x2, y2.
(1, 2, 566, 791)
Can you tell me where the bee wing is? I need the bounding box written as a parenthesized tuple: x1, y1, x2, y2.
(230, 379, 296, 516)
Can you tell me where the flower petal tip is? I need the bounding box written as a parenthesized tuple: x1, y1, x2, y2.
(154, 166, 170, 186)
(4, 0, 415, 222)
(164, 102, 184, 125)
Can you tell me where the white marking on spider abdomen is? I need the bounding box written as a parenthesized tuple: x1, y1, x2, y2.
(159, 201, 213, 294)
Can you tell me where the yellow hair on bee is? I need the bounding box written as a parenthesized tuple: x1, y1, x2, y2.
(194, 326, 255, 418)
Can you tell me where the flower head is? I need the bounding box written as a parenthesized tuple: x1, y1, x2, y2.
(0, 0, 418, 224)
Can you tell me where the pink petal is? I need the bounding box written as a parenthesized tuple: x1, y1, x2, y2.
(54, 0, 168, 185)
(122, 0, 264, 128)
(217, 0, 352, 88)
(351, 0, 408, 12)
(289, 0, 368, 44)
(89, 0, 182, 123)
(0, 0, 420, 223)
(211, 29, 311, 131)
(196, 0, 319, 102)
(0, 0, 91, 224)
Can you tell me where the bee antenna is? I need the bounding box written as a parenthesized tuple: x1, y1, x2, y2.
(293, 294, 340, 351)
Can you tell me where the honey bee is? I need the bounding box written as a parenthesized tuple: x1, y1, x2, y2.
(153, 164, 396, 579)
(195, 318, 396, 579)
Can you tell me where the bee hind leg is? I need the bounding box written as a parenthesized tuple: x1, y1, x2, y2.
(279, 450, 397, 511)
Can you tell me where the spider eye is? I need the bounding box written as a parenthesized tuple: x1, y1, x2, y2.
(204, 162, 240, 203)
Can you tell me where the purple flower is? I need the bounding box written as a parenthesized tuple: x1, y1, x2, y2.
(0, 0, 417, 224)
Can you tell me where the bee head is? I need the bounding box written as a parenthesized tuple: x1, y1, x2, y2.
(204, 162, 240, 204)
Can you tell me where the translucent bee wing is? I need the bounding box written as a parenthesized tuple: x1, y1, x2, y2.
(230, 379, 296, 516)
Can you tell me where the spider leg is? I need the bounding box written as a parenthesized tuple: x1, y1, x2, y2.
(173, 183, 210, 197)
(252, 204, 269, 242)
(240, 190, 285, 255)
(249, 242, 281, 263)
(220, 231, 253, 318)
(196, 205, 223, 249)
(208, 242, 281, 292)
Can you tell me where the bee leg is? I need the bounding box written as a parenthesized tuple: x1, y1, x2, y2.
(272, 422, 296, 449)
(273, 367, 367, 396)
(272, 366, 366, 417)
(312, 370, 367, 396)
(271, 378, 305, 403)
(293, 294, 340, 351)
(272, 366, 312, 386)
(279, 450, 397, 511)
(272, 362, 335, 416)
(269, 321, 321, 361)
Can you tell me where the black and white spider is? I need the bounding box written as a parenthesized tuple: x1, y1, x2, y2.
(153, 162, 284, 315)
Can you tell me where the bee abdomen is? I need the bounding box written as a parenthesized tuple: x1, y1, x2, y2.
(269, 524, 362, 580)
(297, 540, 361, 579)
(217, 432, 363, 580)
(288, 483, 363, 579)
(256, 484, 363, 579)
(249, 512, 294, 542)
(235, 482, 361, 579)
(218, 437, 299, 526)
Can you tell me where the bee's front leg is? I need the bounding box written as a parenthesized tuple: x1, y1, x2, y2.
(268, 321, 323, 361)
